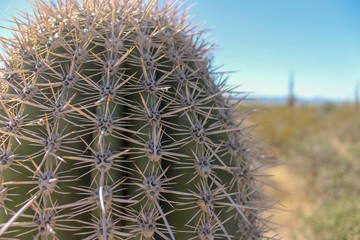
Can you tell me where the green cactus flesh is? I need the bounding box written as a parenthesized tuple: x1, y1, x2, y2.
(0, 0, 275, 239)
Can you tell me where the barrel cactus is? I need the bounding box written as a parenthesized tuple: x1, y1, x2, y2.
(0, 0, 275, 239)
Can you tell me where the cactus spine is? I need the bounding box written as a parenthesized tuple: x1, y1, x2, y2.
(0, 0, 275, 239)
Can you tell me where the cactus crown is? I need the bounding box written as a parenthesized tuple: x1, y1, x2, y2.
(0, 0, 275, 239)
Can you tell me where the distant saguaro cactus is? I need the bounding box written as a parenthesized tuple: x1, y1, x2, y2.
(0, 0, 275, 239)
(287, 70, 295, 107)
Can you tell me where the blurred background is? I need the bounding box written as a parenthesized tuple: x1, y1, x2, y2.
(1, 0, 360, 239)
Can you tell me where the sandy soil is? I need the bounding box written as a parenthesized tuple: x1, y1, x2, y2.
(264, 164, 313, 239)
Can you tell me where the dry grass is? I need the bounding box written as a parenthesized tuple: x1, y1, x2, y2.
(250, 103, 360, 239)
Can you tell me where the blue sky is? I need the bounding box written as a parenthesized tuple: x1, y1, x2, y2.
(1, 0, 360, 101)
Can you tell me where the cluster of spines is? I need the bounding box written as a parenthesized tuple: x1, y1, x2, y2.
(0, 0, 276, 239)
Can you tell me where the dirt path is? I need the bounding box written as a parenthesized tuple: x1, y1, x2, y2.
(264, 164, 313, 239)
